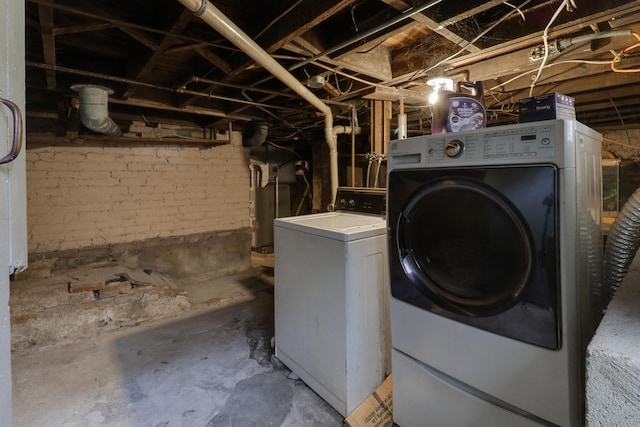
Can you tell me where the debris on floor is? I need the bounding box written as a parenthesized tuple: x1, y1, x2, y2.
(10, 262, 192, 352)
(9, 253, 275, 353)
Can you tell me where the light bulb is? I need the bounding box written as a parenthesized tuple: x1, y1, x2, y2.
(428, 90, 439, 105)
(426, 77, 453, 105)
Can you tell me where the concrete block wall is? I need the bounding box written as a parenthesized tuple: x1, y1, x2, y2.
(26, 131, 249, 255)
(586, 251, 640, 426)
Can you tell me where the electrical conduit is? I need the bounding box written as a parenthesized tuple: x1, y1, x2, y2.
(177, 0, 339, 209)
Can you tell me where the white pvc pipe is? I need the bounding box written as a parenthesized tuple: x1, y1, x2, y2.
(177, 0, 338, 208)
(397, 114, 407, 139)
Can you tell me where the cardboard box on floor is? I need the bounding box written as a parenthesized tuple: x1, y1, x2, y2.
(344, 375, 393, 427)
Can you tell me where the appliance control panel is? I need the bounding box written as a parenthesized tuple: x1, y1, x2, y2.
(334, 187, 386, 215)
(426, 123, 558, 164)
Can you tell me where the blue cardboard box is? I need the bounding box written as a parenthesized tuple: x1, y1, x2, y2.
(519, 92, 576, 123)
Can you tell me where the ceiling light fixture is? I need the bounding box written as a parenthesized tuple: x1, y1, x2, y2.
(307, 75, 326, 89)
(426, 77, 453, 104)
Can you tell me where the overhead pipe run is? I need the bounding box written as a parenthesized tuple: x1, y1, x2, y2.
(71, 84, 122, 136)
(177, 0, 339, 209)
(28, 62, 299, 118)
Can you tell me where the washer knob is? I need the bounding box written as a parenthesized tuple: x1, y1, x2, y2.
(445, 140, 464, 158)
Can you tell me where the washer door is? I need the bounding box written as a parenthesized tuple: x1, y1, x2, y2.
(388, 166, 560, 349)
(398, 177, 533, 317)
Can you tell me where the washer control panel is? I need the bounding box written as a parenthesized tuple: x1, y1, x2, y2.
(427, 123, 558, 164)
(445, 140, 465, 158)
(334, 187, 386, 215)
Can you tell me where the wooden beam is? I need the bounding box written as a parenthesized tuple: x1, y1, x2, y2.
(194, 47, 233, 74)
(117, 27, 159, 51)
(256, 0, 357, 53)
(122, 9, 193, 99)
(286, 35, 392, 81)
(27, 0, 226, 48)
(38, 5, 57, 89)
(469, 25, 640, 98)
(180, 0, 357, 109)
(165, 42, 210, 54)
(380, 0, 481, 53)
(387, 1, 640, 87)
(438, 0, 508, 27)
(57, 1, 160, 51)
(108, 97, 256, 122)
(27, 133, 230, 146)
(488, 71, 640, 112)
(52, 22, 114, 36)
(65, 99, 80, 140)
(390, 32, 462, 77)
(370, 100, 392, 155)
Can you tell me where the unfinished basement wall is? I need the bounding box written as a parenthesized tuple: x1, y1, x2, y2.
(602, 128, 640, 159)
(25, 130, 252, 276)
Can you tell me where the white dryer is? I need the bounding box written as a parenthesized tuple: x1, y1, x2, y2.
(274, 187, 390, 417)
(387, 120, 603, 427)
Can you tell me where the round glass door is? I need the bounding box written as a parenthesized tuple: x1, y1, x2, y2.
(397, 177, 533, 316)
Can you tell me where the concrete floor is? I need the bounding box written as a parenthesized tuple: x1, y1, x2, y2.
(11, 254, 344, 427)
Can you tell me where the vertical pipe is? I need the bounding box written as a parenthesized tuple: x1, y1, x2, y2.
(275, 176, 280, 219)
(398, 99, 407, 140)
(177, 0, 338, 209)
(351, 105, 357, 187)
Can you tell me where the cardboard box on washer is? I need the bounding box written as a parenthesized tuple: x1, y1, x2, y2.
(519, 92, 576, 123)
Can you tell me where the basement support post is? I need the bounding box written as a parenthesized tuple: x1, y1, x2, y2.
(370, 99, 392, 156)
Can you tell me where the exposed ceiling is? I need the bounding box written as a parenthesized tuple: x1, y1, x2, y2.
(25, 0, 640, 142)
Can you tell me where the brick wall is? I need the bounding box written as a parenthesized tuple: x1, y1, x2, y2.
(26, 132, 249, 254)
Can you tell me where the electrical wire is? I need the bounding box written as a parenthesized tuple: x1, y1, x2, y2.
(603, 136, 640, 150)
(491, 30, 640, 93)
(529, 0, 572, 97)
(611, 31, 640, 73)
(311, 60, 392, 90)
(503, 2, 526, 21)
(334, 73, 354, 95)
(254, 0, 305, 40)
(606, 92, 632, 147)
(489, 59, 612, 92)
(266, 140, 300, 157)
(406, 0, 534, 84)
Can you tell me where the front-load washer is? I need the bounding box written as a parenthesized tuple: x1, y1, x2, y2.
(274, 187, 390, 417)
(387, 120, 603, 427)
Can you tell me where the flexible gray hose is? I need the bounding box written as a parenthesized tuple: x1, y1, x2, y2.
(558, 30, 632, 50)
(603, 185, 640, 305)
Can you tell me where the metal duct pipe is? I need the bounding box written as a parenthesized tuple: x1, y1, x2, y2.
(177, 0, 339, 209)
(603, 187, 640, 312)
(243, 121, 269, 147)
(71, 84, 122, 136)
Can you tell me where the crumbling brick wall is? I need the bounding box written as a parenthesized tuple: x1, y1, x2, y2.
(26, 131, 249, 255)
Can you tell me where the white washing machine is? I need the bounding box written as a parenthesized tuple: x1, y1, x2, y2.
(387, 120, 603, 427)
(274, 187, 390, 417)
